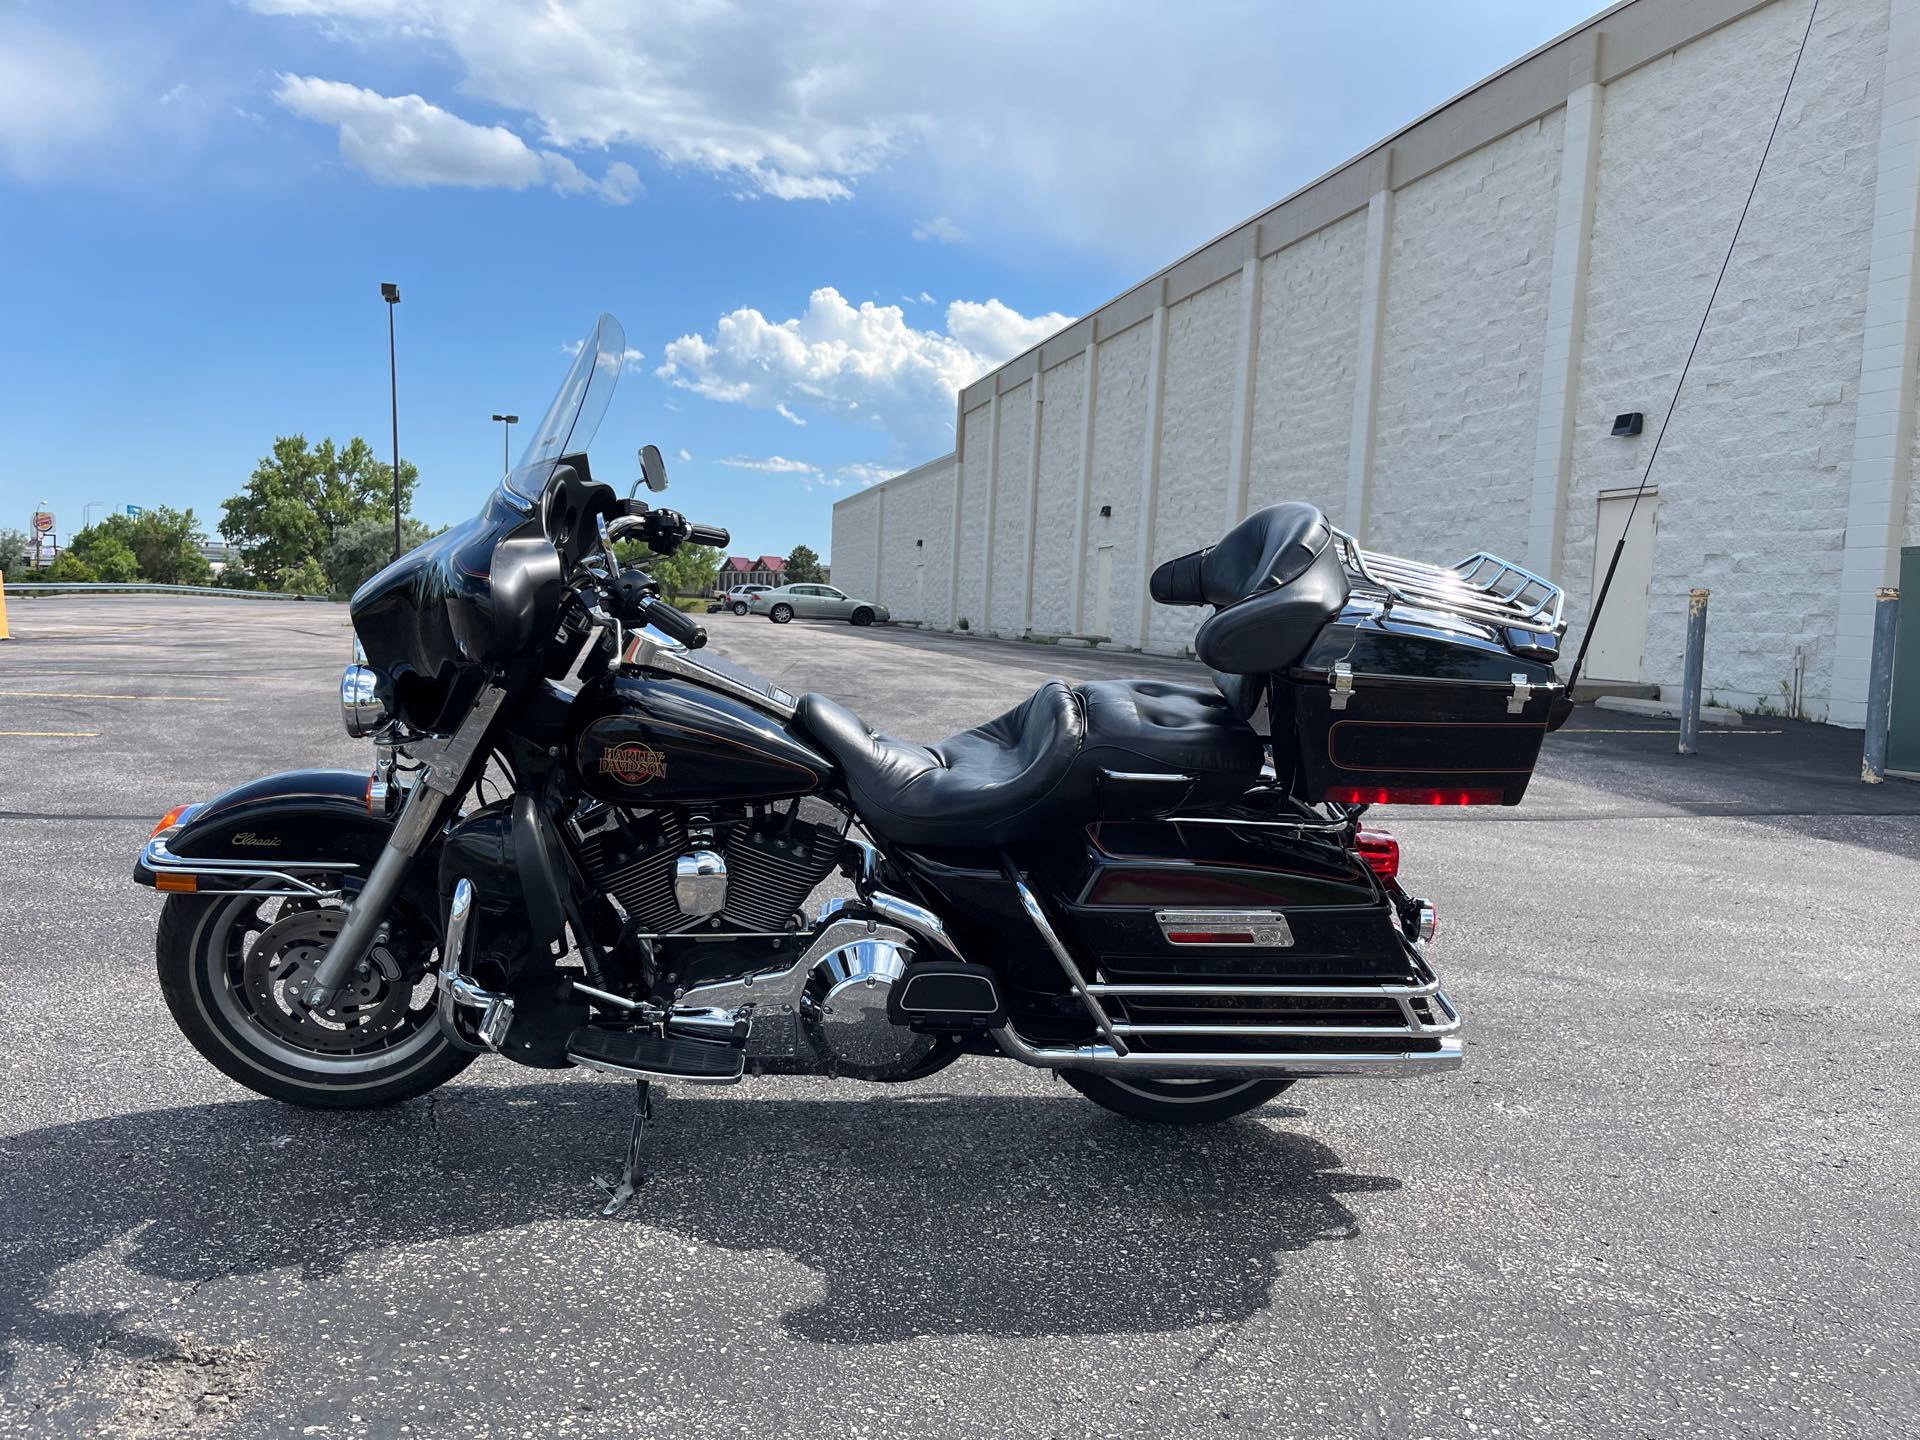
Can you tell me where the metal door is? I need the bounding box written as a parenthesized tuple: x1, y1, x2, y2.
(1585, 491, 1658, 682)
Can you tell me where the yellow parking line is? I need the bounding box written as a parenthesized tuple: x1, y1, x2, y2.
(0, 730, 100, 737)
(0, 690, 229, 702)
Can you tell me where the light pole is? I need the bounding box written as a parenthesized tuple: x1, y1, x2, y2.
(83, 500, 105, 531)
(491, 413, 518, 473)
(381, 282, 402, 560)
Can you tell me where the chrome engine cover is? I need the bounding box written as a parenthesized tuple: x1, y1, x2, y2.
(800, 938, 938, 1079)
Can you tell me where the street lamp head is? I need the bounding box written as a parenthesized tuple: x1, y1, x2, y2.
(380, 282, 401, 304)
(492, 413, 519, 423)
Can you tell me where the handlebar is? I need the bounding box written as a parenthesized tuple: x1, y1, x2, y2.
(687, 521, 731, 548)
(612, 502, 730, 553)
(637, 595, 706, 649)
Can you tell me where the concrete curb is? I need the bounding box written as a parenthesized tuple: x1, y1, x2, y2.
(1594, 695, 1744, 727)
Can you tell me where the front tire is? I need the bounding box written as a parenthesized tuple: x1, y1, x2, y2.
(850, 607, 874, 627)
(769, 603, 794, 624)
(156, 889, 473, 1109)
(1061, 1071, 1293, 1124)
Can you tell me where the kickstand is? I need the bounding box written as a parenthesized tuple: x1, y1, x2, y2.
(593, 1078, 655, 1218)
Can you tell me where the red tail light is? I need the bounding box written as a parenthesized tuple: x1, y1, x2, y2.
(1327, 785, 1505, 806)
(1354, 828, 1399, 879)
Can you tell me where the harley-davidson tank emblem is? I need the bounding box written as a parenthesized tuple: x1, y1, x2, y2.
(598, 741, 669, 785)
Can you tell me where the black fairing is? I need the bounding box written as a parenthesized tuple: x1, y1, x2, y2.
(350, 487, 565, 733)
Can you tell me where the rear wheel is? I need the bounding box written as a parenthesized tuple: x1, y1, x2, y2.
(732, 601, 749, 616)
(850, 607, 874, 627)
(1061, 1071, 1293, 1124)
(769, 603, 794, 624)
(156, 885, 472, 1109)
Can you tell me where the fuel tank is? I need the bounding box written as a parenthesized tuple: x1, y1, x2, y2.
(568, 671, 834, 806)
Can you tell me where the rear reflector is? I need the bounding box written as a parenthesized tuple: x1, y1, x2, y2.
(155, 872, 198, 893)
(1164, 930, 1258, 945)
(1327, 786, 1505, 807)
(1354, 828, 1400, 879)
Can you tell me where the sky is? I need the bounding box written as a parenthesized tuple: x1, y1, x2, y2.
(0, 0, 1606, 563)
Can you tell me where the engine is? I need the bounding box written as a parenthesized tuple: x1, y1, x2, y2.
(567, 794, 848, 937)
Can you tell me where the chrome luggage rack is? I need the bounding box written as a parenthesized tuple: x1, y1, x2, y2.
(1328, 526, 1565, 639)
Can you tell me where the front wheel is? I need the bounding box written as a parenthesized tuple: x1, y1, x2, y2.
(769, 603, 794, 624)
(156, 888, 473, 1109)
(850, 607, 874, 627)
(1061, 1071, 1293, 1124)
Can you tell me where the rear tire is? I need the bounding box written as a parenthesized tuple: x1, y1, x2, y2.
(157, 891, 473, 1110)
(732, 601, 749, 615)
(850, 607, 874, 627)
(770, 603, 794, 624)
(1061, 1071, 1293, 1124)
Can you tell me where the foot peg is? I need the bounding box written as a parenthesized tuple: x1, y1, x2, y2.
(566, 1027, 746, 1083)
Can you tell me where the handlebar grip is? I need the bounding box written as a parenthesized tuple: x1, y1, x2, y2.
(687, 522, 731, 547)
(643, 596, 707, 650)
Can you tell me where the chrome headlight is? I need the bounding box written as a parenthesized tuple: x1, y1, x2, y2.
(340, 663, 389, 738)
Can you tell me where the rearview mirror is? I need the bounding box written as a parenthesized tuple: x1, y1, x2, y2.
(639, 444, 669, 492)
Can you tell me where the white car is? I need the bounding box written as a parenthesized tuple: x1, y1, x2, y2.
(747, 583, 890, 626)
(724, 584, 773, 615)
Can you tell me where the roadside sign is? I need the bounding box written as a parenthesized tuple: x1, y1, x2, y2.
(32, 512, 53, 533)
(126, 505, 144, 517)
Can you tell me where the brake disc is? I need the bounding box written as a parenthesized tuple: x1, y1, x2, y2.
(240, 907, 417, 1055)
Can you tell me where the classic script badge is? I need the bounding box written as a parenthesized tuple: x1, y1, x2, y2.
(231, 831, 282, 848)
(598, 741, 669, 785)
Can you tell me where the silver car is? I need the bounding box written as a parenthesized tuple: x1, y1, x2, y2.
(748, 583, 890, 626)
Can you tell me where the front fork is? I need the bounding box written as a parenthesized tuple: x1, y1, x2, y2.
(303, 685, 507, 1009)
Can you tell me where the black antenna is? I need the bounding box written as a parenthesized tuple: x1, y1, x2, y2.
(1567, 0, 1821, 690)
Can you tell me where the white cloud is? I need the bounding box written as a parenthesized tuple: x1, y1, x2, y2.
(274, 75, 639, 202)
(774, 403, 806, 428)
(0, 16, 121, 181)
(234, 0, 1302, 255)
(911, 216, 966, 245)
(655, 286, 1072, 451)
(838, 462, 895, 488)
(718, 456, 821, 476)
(676, 447, 691, 462)
(563, 339, 647, 370)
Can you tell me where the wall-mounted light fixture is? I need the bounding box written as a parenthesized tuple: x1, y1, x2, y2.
(1098, 505, 1112, 519)
(915, 539, 923, 547)
(1611, 411, 1644, 437)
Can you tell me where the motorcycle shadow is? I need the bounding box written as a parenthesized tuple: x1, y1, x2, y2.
(0, 1077, 1399, 1370)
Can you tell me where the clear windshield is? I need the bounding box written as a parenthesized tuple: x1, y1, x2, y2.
(503, 313, 625, 501)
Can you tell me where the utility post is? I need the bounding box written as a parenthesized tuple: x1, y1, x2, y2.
(1678, 588, 1710, 755)
(1863, 586, 1900, 783)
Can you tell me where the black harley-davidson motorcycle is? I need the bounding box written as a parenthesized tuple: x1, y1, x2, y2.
(135, 315, 1570, 1213)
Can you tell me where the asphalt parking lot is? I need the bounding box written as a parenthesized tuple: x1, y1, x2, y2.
(4, 596, 1919, 1439)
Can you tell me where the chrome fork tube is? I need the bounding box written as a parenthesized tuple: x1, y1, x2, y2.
(303, 776, 451, 1008)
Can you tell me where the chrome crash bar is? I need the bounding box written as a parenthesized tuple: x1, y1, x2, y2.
(141, 836, 353, 900)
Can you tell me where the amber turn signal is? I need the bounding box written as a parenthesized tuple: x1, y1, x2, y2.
(149, 803, 195, 841)
(155, 872, 199, 893)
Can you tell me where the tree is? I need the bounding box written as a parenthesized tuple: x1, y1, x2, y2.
(282, 557, 331, 597)
(45, 551, 97, 582)
(785, 544, 824, 584)
(64, 528, 141, 582)
(323, 516, 439, 599)
(0, 527, 29, 574)
(220, 436, 418, 589)
(69, 508, 212, 586)
(612, 541, 722, 601)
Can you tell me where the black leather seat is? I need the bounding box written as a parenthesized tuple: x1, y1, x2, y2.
(1077, 679, 1263, 809)
(796, 676, 1261, 848)
(795, 680, 1086, 847)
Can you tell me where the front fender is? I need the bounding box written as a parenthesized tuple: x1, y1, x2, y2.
(133, 768, 397, 892)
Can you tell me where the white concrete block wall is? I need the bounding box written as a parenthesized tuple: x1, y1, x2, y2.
(1032, 352, 1086, 632)
(831, 0, 1911, 727)
(1565, 0, 1885, 719)
(1371, 112, 1564, 565)
(828, 489, 880, 602)
(1147, 274, 1243, 652)
(1247, 212, 1366, 521)
(988, 379, 1034, 635)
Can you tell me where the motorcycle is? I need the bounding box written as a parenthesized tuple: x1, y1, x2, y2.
(135, 315, 1571, 1214)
